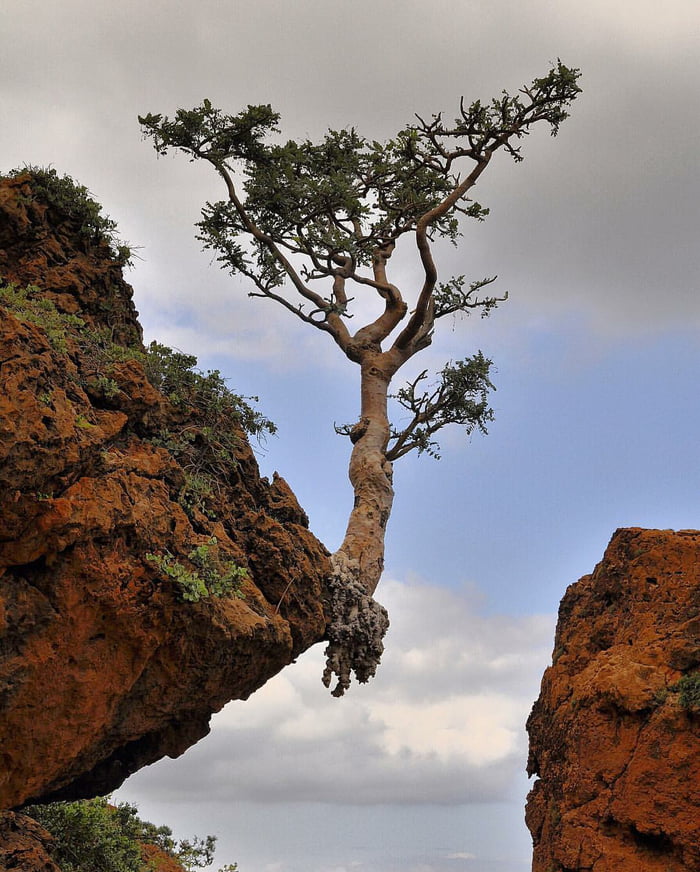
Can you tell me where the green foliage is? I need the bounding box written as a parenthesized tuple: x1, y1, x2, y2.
(140, 65, 580, 463)
(139, 100, 279, 164)
(177, 471, 219, 520)
(144, 342, 275, 518)
(3, 166, 134, 266)
(87, 374, 121, 399)
(74, 413, 94, 430)
(146, 537, 247, 602)
(25, 797, 233, 872)
(115, 801, 220, 870)
(140, 64, 580, 300)
(385, 353, 495, 460)
(144, 341, 276, 440)
(672, 672, 700, 711)
(652, 687, 669, 706)
(0, 281, 84, 351)
(441, 60, 582, 162)
(433, 274, 505, 319)
(24, 797, 143, 872)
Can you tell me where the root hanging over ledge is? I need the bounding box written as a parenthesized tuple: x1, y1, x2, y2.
(322, 552, 390, 697)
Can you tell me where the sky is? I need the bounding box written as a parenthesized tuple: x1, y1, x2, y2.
(2, 1, 699, 870)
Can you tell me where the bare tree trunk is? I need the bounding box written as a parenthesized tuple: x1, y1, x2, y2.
(337, 359, 395, 593)
(323, 357, 395, 696)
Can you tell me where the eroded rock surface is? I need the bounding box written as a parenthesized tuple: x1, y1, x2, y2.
(0, 172, 330, 810)
(526, 528, 700, 872)
(0, 812, 60, 872)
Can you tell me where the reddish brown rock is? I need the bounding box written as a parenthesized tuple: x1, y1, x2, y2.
(526, 528, 700, 871)
(0, 172, 330, 810)
(139, 842, 188, 872)
(0, 812, 60, 872)
(0, 172, 142, 347)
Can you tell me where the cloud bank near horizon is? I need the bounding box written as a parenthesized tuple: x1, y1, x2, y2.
(122, 575, 554, 807)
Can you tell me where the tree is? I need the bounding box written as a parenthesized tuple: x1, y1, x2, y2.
(139, 62, 581, 695)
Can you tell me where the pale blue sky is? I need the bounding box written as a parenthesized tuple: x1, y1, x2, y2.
(2, 1, 699, 870)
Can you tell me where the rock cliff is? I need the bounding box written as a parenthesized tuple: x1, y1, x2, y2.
(0, 811, 60, 872)
(0, 171, 331, 810)
(526, 527, 700, 871)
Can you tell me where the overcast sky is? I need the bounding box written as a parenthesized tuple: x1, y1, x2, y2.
(2, 2, 699, 870)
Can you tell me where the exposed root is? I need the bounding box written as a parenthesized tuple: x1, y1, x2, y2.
(322, 552, 390, 697)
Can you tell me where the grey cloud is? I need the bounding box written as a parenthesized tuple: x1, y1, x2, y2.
(140, 722, 521, 806)
(119, 578, 552, 807)
(3, 0, 699, 345)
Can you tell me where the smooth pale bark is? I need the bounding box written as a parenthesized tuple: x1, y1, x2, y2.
(336, 359, 395, 595)
(323, 352, 402, 696)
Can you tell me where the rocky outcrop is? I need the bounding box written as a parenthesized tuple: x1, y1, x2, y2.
(0, 812, 60, 872)
(526, 528, 700, 872)
(0, 172, 142, 348)
(0, 171, 331, 810)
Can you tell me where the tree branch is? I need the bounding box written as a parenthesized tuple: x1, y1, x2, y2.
(215, 162, 352, 350)
(396, 156, 491, 349)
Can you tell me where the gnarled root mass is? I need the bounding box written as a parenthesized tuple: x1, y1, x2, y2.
(322, 552, 390, 697)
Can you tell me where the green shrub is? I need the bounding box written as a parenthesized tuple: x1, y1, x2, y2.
(146, 537, 247, 602)
(144, 341, 276, 441)
(143, 342, 276, 516)
(178, 472, 219, 520)
(672, 671, 700, 711)
(0, 281, 84, 351)
(86, 374, 121, 399)
(24, 797, 142, 872)
(24, 797, 234, 872)
(3, 166, 134, 266)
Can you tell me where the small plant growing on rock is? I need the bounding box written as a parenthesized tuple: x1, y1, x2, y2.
(672, 671, 700, 711)
(3, 166, 134, 266)
(74, 413, 94, 430)
(146, 537, 247, 602)
(144, 341, 276, 441)
(86, 374, 121, 400)
(0, 281, 84, 351)
(143, 341, 276, 519)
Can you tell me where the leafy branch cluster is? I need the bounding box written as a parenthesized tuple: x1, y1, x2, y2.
(387, 353, 495, 460)
(2, 166, 135, 267)
(146, 536, 247, 602)
(141, 63, 579, 299)
(24, 796, 236, 872)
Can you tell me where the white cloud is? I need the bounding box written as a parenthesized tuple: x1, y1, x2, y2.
(371, 695, 522, 765)
(124, 575, 554, 807)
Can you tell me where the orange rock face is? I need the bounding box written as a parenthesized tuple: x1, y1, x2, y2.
(0, 173, 330, 809)
(0, 812, 60, 872)
(526, 528, 700, 871)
